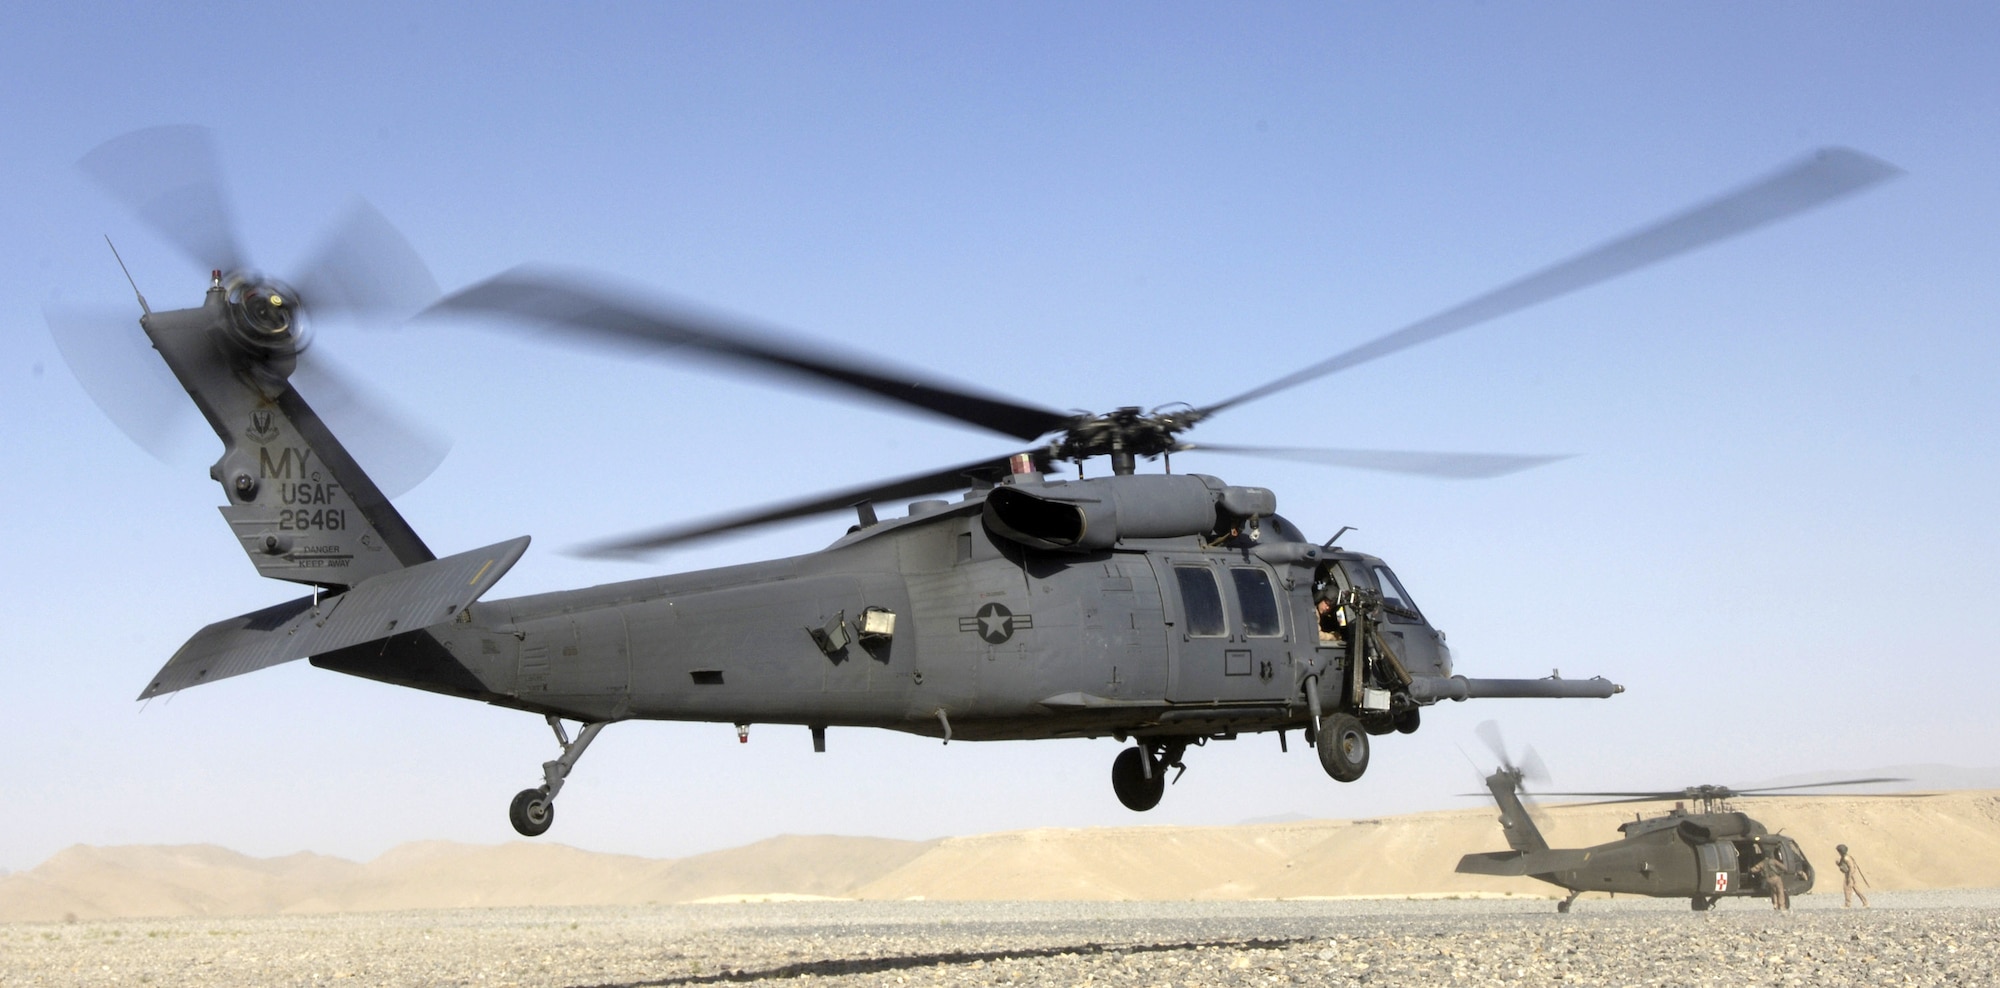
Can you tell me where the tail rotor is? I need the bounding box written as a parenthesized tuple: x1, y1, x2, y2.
(1473, 720, 1554, 836)
(53, 125, 448, 496)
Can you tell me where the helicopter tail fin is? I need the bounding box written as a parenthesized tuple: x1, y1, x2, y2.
(1487, 769, 1551, 853)
(141, 293, 434, 589)
(125, 290, 519, 702)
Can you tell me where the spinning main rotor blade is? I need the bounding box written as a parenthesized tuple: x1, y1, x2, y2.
(430, 269, 1074, 442)
(78, 125, 247, 273)
(1547, 777, 1910, 805)
(1178, 443, 1569, 479)
(577, 451, 1049, 558)
(1199, 147, 1901, 418)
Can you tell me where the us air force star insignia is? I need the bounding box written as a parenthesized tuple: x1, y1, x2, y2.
(958, 602, 1032, 644)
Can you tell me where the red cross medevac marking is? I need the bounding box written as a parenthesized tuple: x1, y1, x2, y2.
(1715, 872, 1728, 892)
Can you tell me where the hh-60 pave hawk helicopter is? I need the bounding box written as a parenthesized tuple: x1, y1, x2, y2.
(1456, 726, 1904, 911)
(56, 127, 1895, 836)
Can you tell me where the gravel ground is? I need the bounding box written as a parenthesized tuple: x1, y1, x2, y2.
(5, 891, 1998, 987)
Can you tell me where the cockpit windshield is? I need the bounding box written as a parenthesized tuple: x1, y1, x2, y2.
(1371, 565, 1423, 623)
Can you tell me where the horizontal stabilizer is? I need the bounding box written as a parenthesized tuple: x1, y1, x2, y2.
(1456, 851, 1532, 876)
(140, 536, 530, 699)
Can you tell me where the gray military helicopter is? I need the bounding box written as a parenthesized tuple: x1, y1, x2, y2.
(1455, 727, 1903, 911)
(56, 127, 1894, 836)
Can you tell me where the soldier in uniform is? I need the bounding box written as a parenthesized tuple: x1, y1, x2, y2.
(1836, 844, 1870, 908)
(1316, 597, 1340, 642)
(1747, 843, 1791, 911)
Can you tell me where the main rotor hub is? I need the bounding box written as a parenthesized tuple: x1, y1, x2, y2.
(1053, 405, 1204, 471)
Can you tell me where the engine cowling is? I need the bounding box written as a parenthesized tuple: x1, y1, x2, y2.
(983, 474, 1276, 551)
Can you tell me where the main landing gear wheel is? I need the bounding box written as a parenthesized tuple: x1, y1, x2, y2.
(510, 788, 554, 837)
(1317, 712, 1370, 783)
(1111, 746, 1166, 811)
(1691, 896, 1713, 911)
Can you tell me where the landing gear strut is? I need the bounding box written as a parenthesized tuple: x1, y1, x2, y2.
(1111, 740, 1187, 811)
(509, 715, 606, 837)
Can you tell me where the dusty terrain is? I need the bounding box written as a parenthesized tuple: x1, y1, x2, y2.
(5, 790, 1995, 923)
(5, 894, 1998, 987)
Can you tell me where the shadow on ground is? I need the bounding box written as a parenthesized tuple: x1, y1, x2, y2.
(576, 935, 1317, 987)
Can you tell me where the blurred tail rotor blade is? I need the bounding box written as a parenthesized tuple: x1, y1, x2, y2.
(295, 200, 441, 322)
(44, 304, 209, 462)
(77, 125, 247, 274)
(1474, 720, 1509, 766)
(1178, 443, 1570, 479)
(1520, 745, 1552, 787)
(290, 356, 450, 498)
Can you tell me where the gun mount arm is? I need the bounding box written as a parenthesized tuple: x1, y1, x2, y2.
(1408, 674, 1623, 702)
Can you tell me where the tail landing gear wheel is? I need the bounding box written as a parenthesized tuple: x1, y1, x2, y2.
(510, 788, 554, 837)
(1111, 746, 1166, 811)
(1556, 899, 1572, 913)
(1317, 713, 1370, 783)
(510, 717, 607, 838)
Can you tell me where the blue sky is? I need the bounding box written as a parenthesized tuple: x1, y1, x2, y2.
(3, 3, 1997, 871)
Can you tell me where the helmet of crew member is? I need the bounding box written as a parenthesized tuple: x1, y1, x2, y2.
(1837, 844, 1849, 853)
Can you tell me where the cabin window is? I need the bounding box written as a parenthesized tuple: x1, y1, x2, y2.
(1230, 568, 1282, 637)
(1371, 565, 1423, 623)
(1173, 566, 1227, 637)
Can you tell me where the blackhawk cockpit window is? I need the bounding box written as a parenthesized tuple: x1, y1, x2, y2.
(1372, 565, 1423, 623)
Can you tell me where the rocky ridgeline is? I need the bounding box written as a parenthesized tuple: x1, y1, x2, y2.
(3, 894, 1996, 987)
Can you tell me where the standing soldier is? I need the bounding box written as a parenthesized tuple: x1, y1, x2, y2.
(1836, 844, 1871, 908)
(1747, 843, 1791, 911)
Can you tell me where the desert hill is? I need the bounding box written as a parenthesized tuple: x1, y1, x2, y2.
(5, 790, 1996, 922)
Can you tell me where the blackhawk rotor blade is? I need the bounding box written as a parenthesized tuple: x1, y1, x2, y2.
(1197, 147, 1900, 419)
(1543, 776, 1911, 805)
(1720, 777, 1913, 796)
(430, 268, 1075, 442)
(1177, 442, 1570, 479)
(575, 451, 1049, 558)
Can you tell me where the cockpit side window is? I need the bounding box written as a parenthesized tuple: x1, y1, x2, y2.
(1371, 565, 1423, 623)
(1173, 566, 1228, 637)
(1230, 567, 1282, 637)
